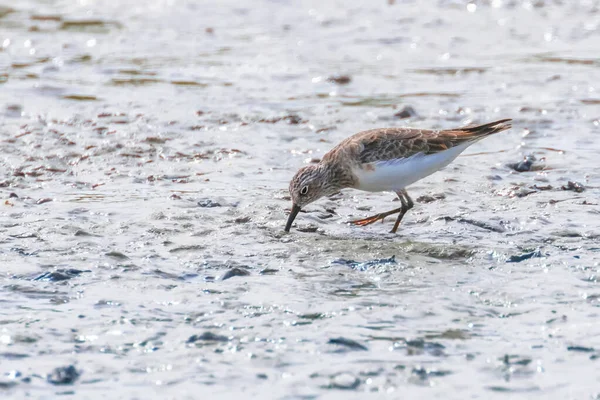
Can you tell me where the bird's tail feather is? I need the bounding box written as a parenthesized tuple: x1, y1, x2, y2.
(454, 118, 512, 138)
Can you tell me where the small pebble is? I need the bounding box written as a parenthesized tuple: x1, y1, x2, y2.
(105, 251, 129, 260)
(417, 193, 445, 203)
(567, 345, 594, 353)
(507, 154, 536, 172)
(296, 225, 318, 233)
(187, 332, 229, 343)
(47, 365, 80, 385)
(198, 199, 221, 208)
(394, 105, 418, 119)
(561, 181, 585, 193)
(221, 267, 250, 281)
(506, 250, 543, 263)
(327, 75, 351, 85)
(328, 337, 368, 351)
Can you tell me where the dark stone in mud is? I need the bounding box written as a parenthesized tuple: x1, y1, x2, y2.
(425, 329, 470, 340)
(1, 352, 29, 360)
(327, 75, 352, 85)
(394, 105, 418, 119)
(487, 386, 539, 393)
(257, 114, 305, 124)
(455, 217, 505, 233)
(95, 300, 121, 308)
(47, 365, 80, 385)
(9, 232, 38, 239)
(507, 154, 536, 172)
(298, 313, 325, 320)
(105, 251, 129, 260)
(33, 269, 89, 282)
(187, 332, 229, 343)
(11, 248, 37, 257)
(506, 250, 543, 263)
(144, 269, 179, 279)
(221, 267, 250, 281)
(405, 339, 445, 356)
(411, 367, 452, 380)
(169, 245, 205, 253)
(178, 273, 199, 280)
(74, 230, 98, 237)
(259, 268, 278, 275)
(550, 230, 582, 238)
(328, 337, 368, 351)
(546, 315, 567, 324)
(567, 345, 595, 353)
(331, 256, 396, 271)
(198, 199, 221, 208)
(561, 181, 585, 193)
(417, 193, 445, 203)
(296, 225, 318, 233)
(501, 355, 532, 366)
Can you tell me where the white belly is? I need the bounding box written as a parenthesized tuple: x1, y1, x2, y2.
(352, 142, 471, 192)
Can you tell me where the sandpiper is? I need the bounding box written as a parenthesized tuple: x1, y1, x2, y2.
(285, 118, 512, 233)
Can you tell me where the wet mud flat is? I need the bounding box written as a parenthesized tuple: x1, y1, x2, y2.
(1, 0, 600, 398)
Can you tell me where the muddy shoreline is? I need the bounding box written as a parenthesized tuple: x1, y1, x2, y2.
(1, 0, 599, 398)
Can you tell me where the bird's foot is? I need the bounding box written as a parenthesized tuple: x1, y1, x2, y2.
(349, 214, 386, 227)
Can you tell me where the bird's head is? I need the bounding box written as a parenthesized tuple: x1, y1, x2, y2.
(284, 164, 338, 232)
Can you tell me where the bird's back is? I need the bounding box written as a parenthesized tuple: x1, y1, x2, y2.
(324, 119, 512, 165)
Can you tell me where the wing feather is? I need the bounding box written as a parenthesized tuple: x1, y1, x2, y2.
(324, 119, 511, 164)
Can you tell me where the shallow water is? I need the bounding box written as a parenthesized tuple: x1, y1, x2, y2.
(1, 0, 599, 398)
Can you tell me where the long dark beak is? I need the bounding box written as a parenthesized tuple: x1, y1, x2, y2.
(284, 204, 301, 232)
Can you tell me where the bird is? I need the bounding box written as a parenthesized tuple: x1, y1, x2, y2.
(284, 118, 512, 233)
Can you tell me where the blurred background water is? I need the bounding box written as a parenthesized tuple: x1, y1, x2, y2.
(1, 0, 599, 398)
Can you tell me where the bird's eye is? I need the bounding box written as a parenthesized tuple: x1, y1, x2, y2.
(300, 186, 309, 195)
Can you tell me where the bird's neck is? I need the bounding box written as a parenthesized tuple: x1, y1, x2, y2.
(320, 160, 357, 191)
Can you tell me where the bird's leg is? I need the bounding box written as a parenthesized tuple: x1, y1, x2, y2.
(349, 190, 413, 228)
(390, 190, 414, 233)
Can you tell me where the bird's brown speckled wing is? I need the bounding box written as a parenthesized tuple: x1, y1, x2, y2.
(326, 119, 511, 164)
